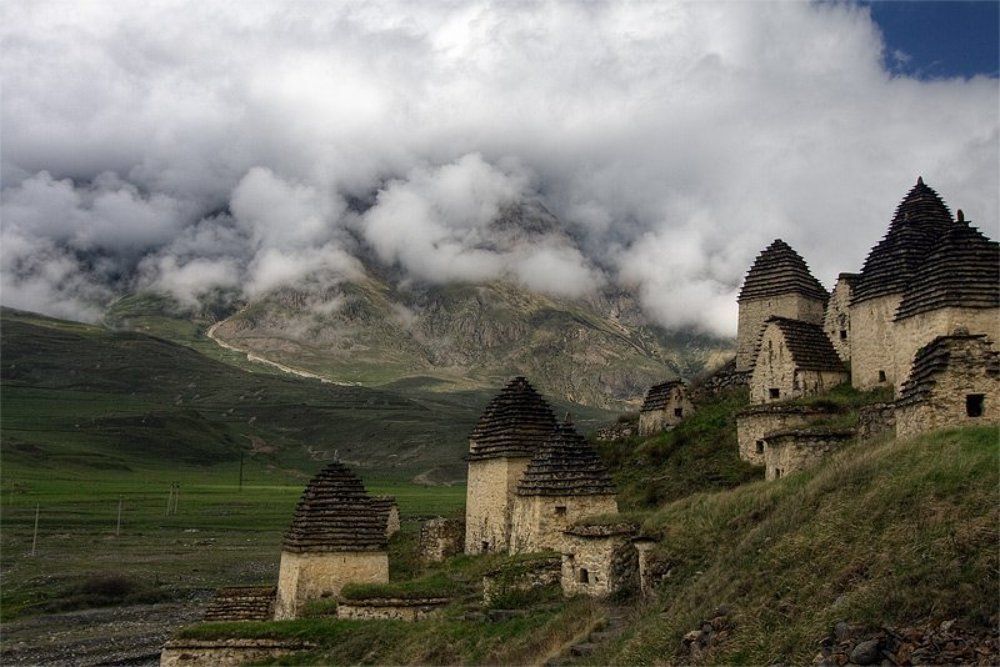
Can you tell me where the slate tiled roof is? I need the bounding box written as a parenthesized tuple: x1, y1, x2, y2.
(894, 215, 999, 321)
(282, 462, 387, 553)
(639, 380, 685, 413)
(516, 421, 617, 497)
(203, 586, 276, 622)
(852, 177, 953, 305)
(468, 377, 557, 461)
(760, 317, 846, 372)
(897, 334, 1000, 406)
(738, 239, 828, 303)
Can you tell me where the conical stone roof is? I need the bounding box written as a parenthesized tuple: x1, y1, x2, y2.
(852, 177, 953, 305)
(738, 239, 828, 303)
(282, 462, 387, 553)
(516, 421, 616, 497)
(468, 377, 557, 461)
(640, 380, 684, 413)
(894, 215, 999, 321)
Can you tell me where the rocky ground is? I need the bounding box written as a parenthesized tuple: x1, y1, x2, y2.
(0, 599, 205, 666)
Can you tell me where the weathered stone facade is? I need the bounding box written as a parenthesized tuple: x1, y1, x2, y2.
(465, 457, 531, 554)
(736, 404, 839, 465)
(638, 381, 693, 435)
(160, 639, 313, 667)
(737, 294, 827, 372)
(336, 597, 449, 621)
(371, 496, 400, 538)
(633, 538, 659, 598)
(857, 403, 896, 442)
(824, 273, 858, 363)
(560, 524, 638, 598)
(510, 493, 617, 554)
(275, 550, 389, 620)
(482, 554, 561, 605)
(418, 517, 465, 564)
(203, 587, 275, 622)
(895, 333, 1000, 440)
(762, 428, 856, 481)
(749, 318, 848, 404)
(690, 358, 751, 400)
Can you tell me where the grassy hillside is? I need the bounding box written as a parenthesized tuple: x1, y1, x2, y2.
(597, 425, 998, 665)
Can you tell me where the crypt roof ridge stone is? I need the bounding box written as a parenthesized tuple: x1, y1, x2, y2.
(756, 317, 847, 373)
(282, 461, 387, 553)
(639, 379, 686, 413)
(852, 177, 954, 305)
(897, 333, 1000, 407)
(467, 376, 558, 461)
(737, 239, 829, 303)
(516, 420, 617, 497)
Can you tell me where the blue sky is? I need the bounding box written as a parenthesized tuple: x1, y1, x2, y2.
(867, 1, 999, 78)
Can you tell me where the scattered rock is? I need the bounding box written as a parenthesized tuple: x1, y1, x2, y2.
(849, 639, 880, 665)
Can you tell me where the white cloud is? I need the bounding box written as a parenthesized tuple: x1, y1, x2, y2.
(1, 1, 996, 335)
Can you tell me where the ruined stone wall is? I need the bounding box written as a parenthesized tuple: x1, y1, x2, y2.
(465, 457, 530, 554)
(419, 518, 465, 564)
(482, 555, 561, 605)
(762, 431, 855, 481)
(274, 550, 388, 620)
(638, 388, 694, 436)
(690, 359, 750, 401)
(857, 403, 896, 442)
(510, 494, 617, 554)
(824, 278, 854, 362)
(736, 406, 837, 465)
(895, 364, 1000, 440)
(736, 294, 825, 372)
(160, 639, 312, 667)
(203, 587, 275, 622)
(850, 294, 901, 390)
(336, 598, 449, 621)
(561, 533, 637, 598)
(749, 328, 847, 404)
(892, 308, 1000, 394)
(634, 540, 664, 598)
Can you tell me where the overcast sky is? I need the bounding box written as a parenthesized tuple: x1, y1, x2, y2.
(2, 1, 997, 335)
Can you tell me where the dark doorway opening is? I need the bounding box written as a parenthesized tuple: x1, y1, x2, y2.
(966, 394, 985, 417)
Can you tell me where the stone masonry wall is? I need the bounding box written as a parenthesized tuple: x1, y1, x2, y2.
(850, 294, 901, 391)
(561, 533, 637, 598)
(857, 403, 896, 442)
(763, 430, 855, 481)
(736, 406, 838, 465)
(510, 494, 617, 555)
(419, 518, 465, 564)
(465, 457, 530, 554)
(482, 555, 561, 605)
(336, 598, 449, 621)
(736, 294, 825, 372)
(749, 326, 848, 404)
(160, 639, 312, 667)
(892, 308, 1000, 395)
(274, 550, 388, 620)
(895, 362, 1000, 440)
(638, 387, 694, 436)
(824, 277, 854, 363)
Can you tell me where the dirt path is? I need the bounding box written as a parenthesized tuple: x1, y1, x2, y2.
(0, 600, 204, 666)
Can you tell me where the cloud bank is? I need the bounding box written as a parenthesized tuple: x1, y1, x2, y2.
(2, 1, 997, 335)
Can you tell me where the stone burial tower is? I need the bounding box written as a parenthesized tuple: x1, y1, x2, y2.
(465, 377, 557, 555)
(274, 462, 389, 620)
(510, 419, 618, 554)
(735, 239, 829, 373)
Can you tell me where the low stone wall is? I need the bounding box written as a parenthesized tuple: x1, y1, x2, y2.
(419, 518, 465, 563)
(593, 419, 638, 442)
(857, 403, 896, 442)
(203, 586, 275, 622)
(482, 554, 561, 605)
(690, 358, 750, 401)
(160, 638, 313, 667)
(633, 539, 667, 598)
(762, 428, 856, 481)
(736, 404, 839, 465)
(336, 597, 450, 621)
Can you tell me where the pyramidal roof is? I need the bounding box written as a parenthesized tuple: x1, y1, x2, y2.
(758, 317, 846, 373)
(897, 333, 999, 406)
(282, 462, 387, 553)
(737, 239, 828, 303)
(516, 420, 616, 497)
(468, 377, 557, 461)
(640, 380, 685, 413)
(894, 213, 999, 321)
(852, 177, 953, 305)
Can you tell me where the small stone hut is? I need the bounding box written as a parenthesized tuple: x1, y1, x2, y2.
(638, 380, 693, 435)
(370, 496, 400, 538)
(510, 420, 618, 554)
(895, 332, 1000, 439)
(891, 213, 999, 392)
(561, 523, 638, 598)
(735, 239, 828, 372)
(749, 317, 848, 404)
(274, 462, 388, 620)
(736, 403, 840, 465)
(203, 586, 276, 622)
(824, 273, 858, 363)
(850, 178, 954, 390)
(465, 377, 557, 554)
(760, 427, 856, 481)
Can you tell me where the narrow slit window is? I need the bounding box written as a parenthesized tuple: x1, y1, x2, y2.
(555, 505, 567, 516)
(481, 541, 489, 553)
(878, 370, 886, 383)
(674, 407, 683, 418)
(578, 568, 589, 584)
(755, 441, 765, 454)
(769, 388, 780, 399)
(966, 394, 985, 418)
(839, 329, 848, 340)
(775, 468, 782, 478)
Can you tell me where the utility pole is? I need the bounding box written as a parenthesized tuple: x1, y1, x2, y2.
(238, 451, 244, 492)
(30, 503, 39, 556)
(116, 496, 123, 537)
